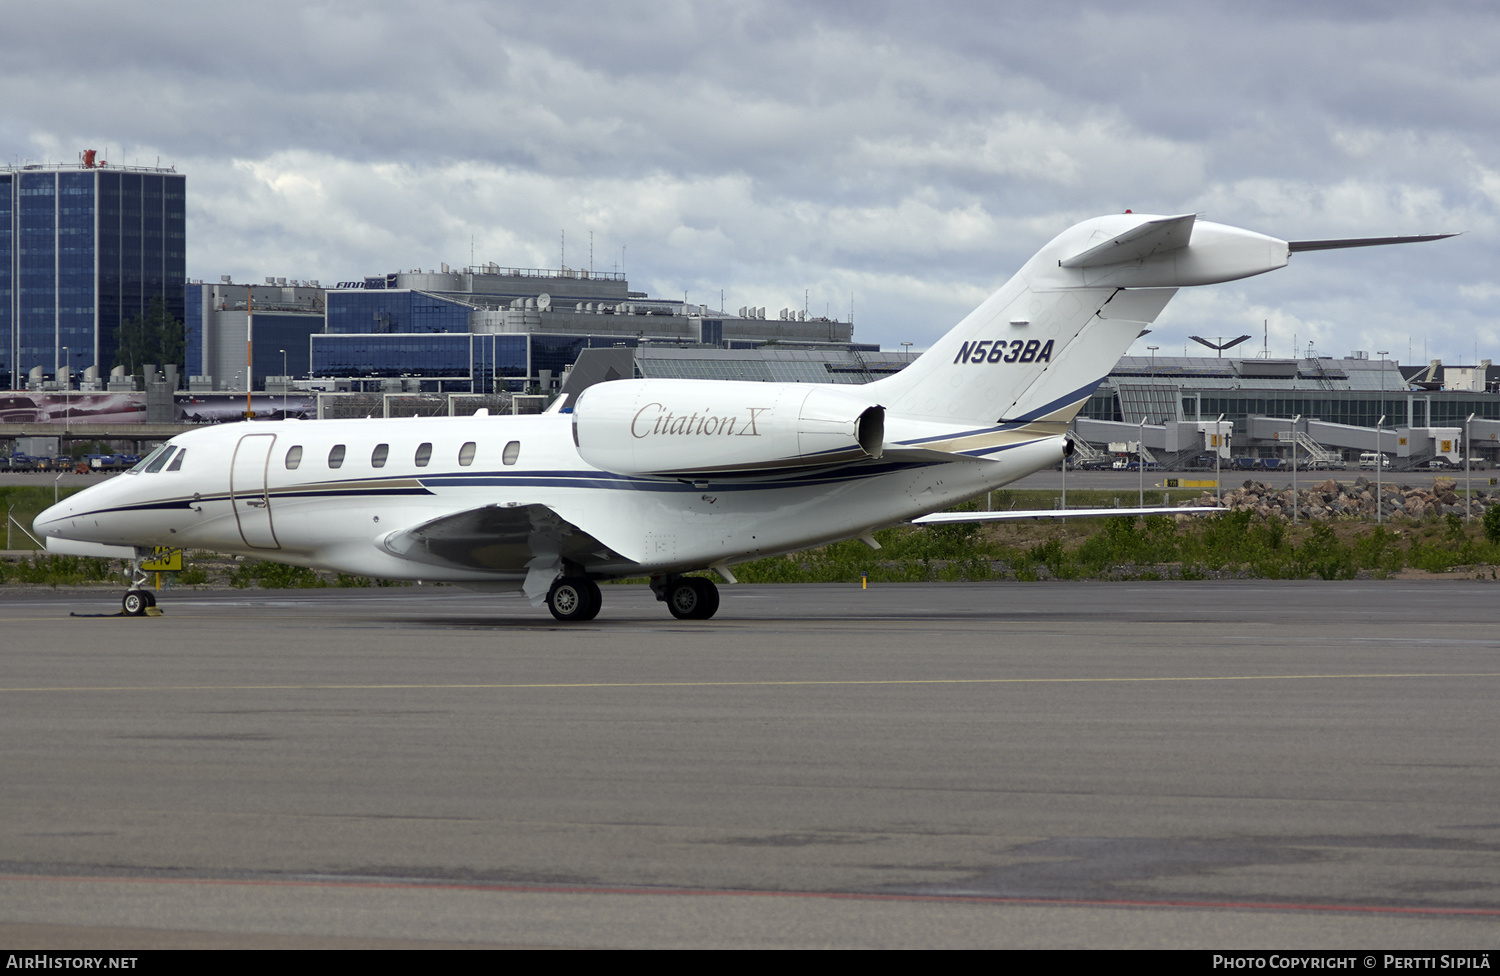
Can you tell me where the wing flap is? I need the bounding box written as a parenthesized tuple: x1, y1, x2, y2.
(382, 503, 635, 574)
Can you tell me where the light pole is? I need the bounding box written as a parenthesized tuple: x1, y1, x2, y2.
(60, 345, 71, 433)
(1215, 413, 1225, 504)
(1376, 414, 1386, 525)
(1147, 345, 1159, 378)
(1138, 416, 1146, 509)
(901, 341, 912, 362)
(280, 348, 288, 418)
(1377, 350, 1389, 430)
(1061, 433, 1068, 515)
(1290, 414, 1301, 523)
(1466, 412, 1475, 521)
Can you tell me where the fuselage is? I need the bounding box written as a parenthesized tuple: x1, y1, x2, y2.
(34, 409, 1063, 584)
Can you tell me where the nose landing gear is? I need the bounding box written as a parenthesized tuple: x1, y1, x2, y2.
(121, 551, 158, 617)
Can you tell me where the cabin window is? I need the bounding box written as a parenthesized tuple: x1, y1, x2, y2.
(166, 450, 186, 472)
(371, 443, 389, 468)
(458, 441, 477, 466)
(145, 446, 177, 473)
(328, 444, 346, 469)
(502, 441, 521, 466)
(415, 442, 433, 467)
(284, 446, 303, 470)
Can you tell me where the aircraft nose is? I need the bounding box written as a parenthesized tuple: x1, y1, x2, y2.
(33, 499, 73, 538)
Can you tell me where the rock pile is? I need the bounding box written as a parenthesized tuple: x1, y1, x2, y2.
(1188, 477, 1497, 521)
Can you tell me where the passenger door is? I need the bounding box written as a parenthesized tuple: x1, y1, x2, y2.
(231, 433, 281, 550)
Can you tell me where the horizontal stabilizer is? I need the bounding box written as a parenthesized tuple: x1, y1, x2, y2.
(1060, 214, 1197, 269)
(1288, 233, 1457, 252)
(914, 506, 1222, 524)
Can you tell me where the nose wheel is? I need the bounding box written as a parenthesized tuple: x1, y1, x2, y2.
(122, 589, 156, 616)
(121, 550, 158, 617)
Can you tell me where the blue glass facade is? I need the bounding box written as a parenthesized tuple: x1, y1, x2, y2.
(2, 166, 185, 388)
(326, 290, 472, 335)
(184, 283, 204, 377)
(251, 313, 319, 385)
(311, 332, 626, 392)
(0, 175, 11, 386)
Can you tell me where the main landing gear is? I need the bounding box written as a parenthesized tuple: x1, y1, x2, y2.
(543, 573, 721, 621)
(545, 576, 602, 622)
(121, 551, 156, 617)
(654, 575, 720, 620)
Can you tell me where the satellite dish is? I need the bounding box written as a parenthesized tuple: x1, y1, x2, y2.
(537, 293, 551, 311)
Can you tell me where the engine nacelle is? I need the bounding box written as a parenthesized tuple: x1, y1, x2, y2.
(572, 379, 884, 478)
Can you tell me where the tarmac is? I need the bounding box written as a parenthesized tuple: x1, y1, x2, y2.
(0, 580, 1497, 948)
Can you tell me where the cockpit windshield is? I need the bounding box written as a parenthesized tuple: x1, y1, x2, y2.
(128, 444, 171, 474)
(145, 447, 178, 473)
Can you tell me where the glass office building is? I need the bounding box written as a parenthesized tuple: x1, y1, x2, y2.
(1, 160, 185, 388)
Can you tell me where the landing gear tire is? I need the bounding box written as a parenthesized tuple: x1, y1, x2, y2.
(666, 577, 719, 620)
(122, 590, 148, 616)
(123, 550, 155, 616)
(547, 577, 601, 622)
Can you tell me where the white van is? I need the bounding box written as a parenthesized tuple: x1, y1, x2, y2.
(1358, 452, 1390, 470)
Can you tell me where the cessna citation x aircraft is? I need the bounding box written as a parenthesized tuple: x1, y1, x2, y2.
(36, 213, 1449, 620)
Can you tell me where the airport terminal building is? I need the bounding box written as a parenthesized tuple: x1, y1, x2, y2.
(184, 265, 864, 395)
(1073, 353, 1500, 470)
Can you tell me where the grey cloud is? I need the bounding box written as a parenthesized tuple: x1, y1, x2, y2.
(2, 0, 1496, 358)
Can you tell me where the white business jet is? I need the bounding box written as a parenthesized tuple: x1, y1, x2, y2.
(35, 213, 1448, 620)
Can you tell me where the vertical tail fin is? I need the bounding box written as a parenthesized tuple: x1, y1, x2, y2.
(870, 214, 1289, 426)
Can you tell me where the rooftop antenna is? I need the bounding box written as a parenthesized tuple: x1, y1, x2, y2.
(560, 230, 565, 270)
(589, 231, 593, 275)
(1189, 335, 1251, 358)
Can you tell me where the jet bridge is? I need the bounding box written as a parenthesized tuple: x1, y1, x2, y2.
(1075, 419, 1231, 467)
(1246, 417, 1469, 470)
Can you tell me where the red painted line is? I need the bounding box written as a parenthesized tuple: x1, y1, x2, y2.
(0, 874, 1496, 917)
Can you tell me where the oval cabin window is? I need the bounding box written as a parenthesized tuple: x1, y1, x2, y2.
(415, 443, 433, 467)
(458, 442, 477, 466)
(371, 444, 389, 468)
(328, 445, 346, 469)
(285, 446, 302, 470)
(502, 441, 520, 466)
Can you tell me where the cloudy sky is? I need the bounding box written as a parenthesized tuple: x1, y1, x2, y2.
(6, 0, 1499, 363)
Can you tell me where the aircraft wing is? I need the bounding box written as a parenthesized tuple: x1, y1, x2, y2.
(382, 503, 637, 602)
(914, 506, 1222, 524)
